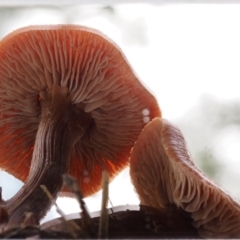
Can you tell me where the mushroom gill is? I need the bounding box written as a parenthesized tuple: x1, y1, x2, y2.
(130, 117, 240, 238)
(0, 25, 161, 227)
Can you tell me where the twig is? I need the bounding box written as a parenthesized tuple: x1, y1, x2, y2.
(0, 187, 9, 232)
(40, 185, 80, 238)
(108, 197, 115, 215)
(62, 174, 94, 237)
(98, 170, 109, 239)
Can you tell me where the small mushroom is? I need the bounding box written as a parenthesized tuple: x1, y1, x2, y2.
(130, 117, 240, 238)
(0, 25, 161, 226)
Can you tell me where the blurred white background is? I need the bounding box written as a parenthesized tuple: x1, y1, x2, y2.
(0, 2, 240, 222)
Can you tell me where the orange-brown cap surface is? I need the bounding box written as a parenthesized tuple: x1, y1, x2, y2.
(0, 25, 160, 197)
(130, 117, 240, 238)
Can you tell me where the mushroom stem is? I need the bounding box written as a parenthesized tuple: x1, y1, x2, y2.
(5, 85, 91, 227)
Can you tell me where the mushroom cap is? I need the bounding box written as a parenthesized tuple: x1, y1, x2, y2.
(0, 25, 160, 197)
(130, 117, 240, 238)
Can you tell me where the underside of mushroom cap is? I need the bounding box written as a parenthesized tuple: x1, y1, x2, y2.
(130, 117, 240, 238)
(0, 25, 161, 197)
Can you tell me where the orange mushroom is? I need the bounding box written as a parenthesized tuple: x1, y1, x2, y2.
(130, 118, 240, 238)
(0, 25, 161, 226)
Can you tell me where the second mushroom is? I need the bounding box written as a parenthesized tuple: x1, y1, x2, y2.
(130, 117, 240, 238)
(0, 25, 160, 227)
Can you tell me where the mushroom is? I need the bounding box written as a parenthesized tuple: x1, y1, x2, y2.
(0, 25, 161, 227)
(130, 117, 240, 238)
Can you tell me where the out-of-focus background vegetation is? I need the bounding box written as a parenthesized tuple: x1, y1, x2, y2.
(0, 2, 240, 222)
